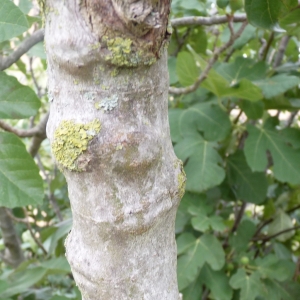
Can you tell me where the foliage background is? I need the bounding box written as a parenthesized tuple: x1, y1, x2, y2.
(0, 0, 300, 299)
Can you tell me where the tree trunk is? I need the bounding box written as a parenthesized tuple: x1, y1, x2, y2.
(45, 1, 185, 299)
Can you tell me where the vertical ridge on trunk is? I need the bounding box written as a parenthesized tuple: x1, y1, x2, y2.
(45, 1, 185, 298)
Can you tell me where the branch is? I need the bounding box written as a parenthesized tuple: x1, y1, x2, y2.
(258, 38, 267, 60)
(169, 21, 248, 95)
(0, 207, 25, 267)
(28, 132, 48, 157)
(0, 29, 44, 71)
(223, 202, 246, 248)
(0, 112, 49, 138)
(287, 204, 300, 214)
(293, 256, 300, 280)
(262, 31, 274, 61)
(285, 111, 298, 128)
(231, 202, 247, 233)
(171, 27, 191, 56)
(253, 204, 300, 239)
(29, 57, 42, 98)
(6, 208, 48, 255)
(273, 35, 290, 68)
(171, 14, 247, 27)
(252, 225, 300, 242)
(36, 154, 64, 222)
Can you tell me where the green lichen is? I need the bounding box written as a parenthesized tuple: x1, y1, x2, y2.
(95, 95, 118, 111)
(116, 143, 123, 150)
(104, 36, 132, 66)
(102, 36, 157, 67)
(110, 68, 119, 77)
(89, 42, 100, 50)
(137, 49, 157, 66)
(84, 92, 95, 102)
(52, 120, 101, 171)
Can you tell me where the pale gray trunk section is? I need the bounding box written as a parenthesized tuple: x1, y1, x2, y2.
(45, 1, 185, 299)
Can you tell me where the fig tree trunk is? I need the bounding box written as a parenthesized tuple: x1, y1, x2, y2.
(45, 1, 185, 299)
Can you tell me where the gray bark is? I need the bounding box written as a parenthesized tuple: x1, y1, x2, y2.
(45, 0, 185, 299)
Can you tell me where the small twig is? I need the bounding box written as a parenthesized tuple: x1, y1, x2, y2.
(0, 207, 25, 267)
(253, 204, 300, 240)
(287, 204, 300, 214)
(169, 21, 248, 95)
(231, 202, 247, 233)
(262, 32, 275, 61)
(28, 133, 48, 157)
(293, 257, 300, 280)
(224, 48, 235, 62)
(285, 111, 298, 128)
(227, 15, 235, 37)
(0, 29, 44, 71)
(258, 38, 267, 60)
(171, 14, 247, 27)
(211, 28, 220, 52)
(23, 209, 48, 255)
(0, 112, 49, 138)
(5, 209, 28, 224)
(202, 287, 210, 300)
(233, 109, 243, 124)
(36, 154, 64, 222)
(223, 202, 247, 248)
(5, 208, 48, 255)
(273, 35, 290, 68)
(172, 27, 192, 56)
(268, 49, 276, 65)
(237, 130, 248, 150)
(253, 218, 273, 239)
(252, 225, 300, 242)
(29, 57, 42, 98)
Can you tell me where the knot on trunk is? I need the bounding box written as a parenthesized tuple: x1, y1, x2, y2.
(112, 0, 161, 36)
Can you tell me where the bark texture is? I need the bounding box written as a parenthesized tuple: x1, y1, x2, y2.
(45, 1, 185, 299)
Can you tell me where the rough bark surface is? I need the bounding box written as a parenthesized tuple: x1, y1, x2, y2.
(45, 1, 185, 299)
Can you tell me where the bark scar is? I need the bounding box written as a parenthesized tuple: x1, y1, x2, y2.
(111, 0, 161, 36)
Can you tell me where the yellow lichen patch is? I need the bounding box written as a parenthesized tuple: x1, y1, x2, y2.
(102, 36, 157, 67)
(89, 42, 100, 50)
(103, 36, 133, 66)
(116, 143, 123, 150)
(51, 120, 101, 171)
(110, 68, 119, 77)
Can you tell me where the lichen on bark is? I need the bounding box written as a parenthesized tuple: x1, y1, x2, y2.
(51, 119, 101, 171)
